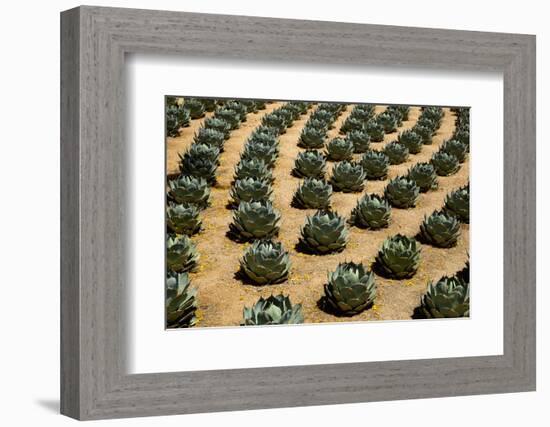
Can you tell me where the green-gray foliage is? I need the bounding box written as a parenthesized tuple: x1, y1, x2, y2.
(166, 272, 198, 328)
(229, 200, 281, 241)
(240, 240, 291, 285)
(230, 177, 273, 206)
(167, 175, 210, 208)
(242, 294, 304, 326)
(293, 178, 332, 209)
(349, 194, 391, 229)
(383, 141, 409, 165)
(292, 150, 326, 179)
(299, 210, 349, 254)
(418, 276, 470, 318)
(323, 262, 377, 315)
(166, 234, 199, 273)
(406, 162, 438, 193)
(384, 177, 419, 208)
(375, 234, 421, 279)
(420, 210, 461, 248)
(431, 151, 460, 176)
(330, 161, 366, 193)
(166, 203, 202, 235)
(360, 150, 389, 180)
(325, 138, 354, 161)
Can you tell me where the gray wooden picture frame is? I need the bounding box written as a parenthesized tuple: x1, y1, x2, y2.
(60, 5, 536, 421)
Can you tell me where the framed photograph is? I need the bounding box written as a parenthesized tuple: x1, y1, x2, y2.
(61, 6, 536, 420)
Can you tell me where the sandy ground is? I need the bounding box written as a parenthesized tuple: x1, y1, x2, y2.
(166, 103, 469, 327)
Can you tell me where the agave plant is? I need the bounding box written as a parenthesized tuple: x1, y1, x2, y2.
(292, 150, 326, 179)
(251, 125, 280, 139)
(166, 112, 182, 137)
(350, 106, 374, 121)
(166, 203, 202, 235)
(418, 276, 469, 318)
(407, 162, 438, 192)
(346, 130, 371, 153)
(293, 178, 332, 209)
(203, 117, 231, 139)
(349, 194, 391, 229)
(166, 234, 199, 273)
(181, 143, 220, 166)
(431, 151, 460, 176)
(340, 116, 365, 134)
(200, 98, 218, 112)
(167, 104, 191, 128)
(398, 130, 423, 154)
(377, 112, 398, 133)
(323, 262, 377, 315)
(365, 120, 385, 142)
(229, 200, 281, 241)
(413, 124, 433, 145)
(287, 101, 309, 115)
(242, 294, 304, 326)
(230, 177, 272, 206)
(179, 156, 218, 185)
(215, 108, 241, 130)
(330, 161, 366, 193)
(383, 141, 409, 165)
(310, 109, 335, 128)
(325, 138, 354, 161)
(441, 139, 468, 163)
(166, 272, 198, 328)
(419, 210, 461, 248)
(375, 234, 421, 279)
(453, 128, 470, 148)
(184, 98, 206, 119)
(247, 131, 279, 148)
(384, 177, 419, 208)
(444, 185, 470, 223)
(416, 117, 438, 133)
(239, 99, 258, 114)
(360, 150, 389, 180)
(167, 175, 210, 208)
(234, 158, 273, 183)
(225, 101, 248, 121)
(306, 118, 329, 131)
(193, 128, 225, 151)
(298, 126, 326, 149)
(261, 113, 286, 134)
(386, 106, 403, 127)
(240, 240, 291, 285)
(241, 141, 279, 168)
(299, 210, 349, 254)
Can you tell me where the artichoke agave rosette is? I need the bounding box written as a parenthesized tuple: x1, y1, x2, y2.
(240, 240, 291, 285)
(419, 210, 461, 248)
(166, 272, 198, 328)
(384, 177, 420, 209)
(167, 175, 210, 208)
(242, 294, 304, 326)
(329, 161, 366, 193)
(323, 262, 377, 315)
(349, 194, 391, 229)
(166, 234, 199, 273)
(299, 210, 349, 254)
(375, 234, 421, 279)
(292, 178, 332, 209)
(419, 276, 470, 318)
(325, 137, 354, 162)
(292, 150, 326, 179)
(229, 200, 281, 241)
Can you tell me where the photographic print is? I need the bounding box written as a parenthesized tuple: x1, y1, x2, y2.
(165, 97, 470, 328)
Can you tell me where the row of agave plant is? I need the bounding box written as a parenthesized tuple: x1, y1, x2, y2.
(242, 182, 469, 324)
(165, 98, 270, 328)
